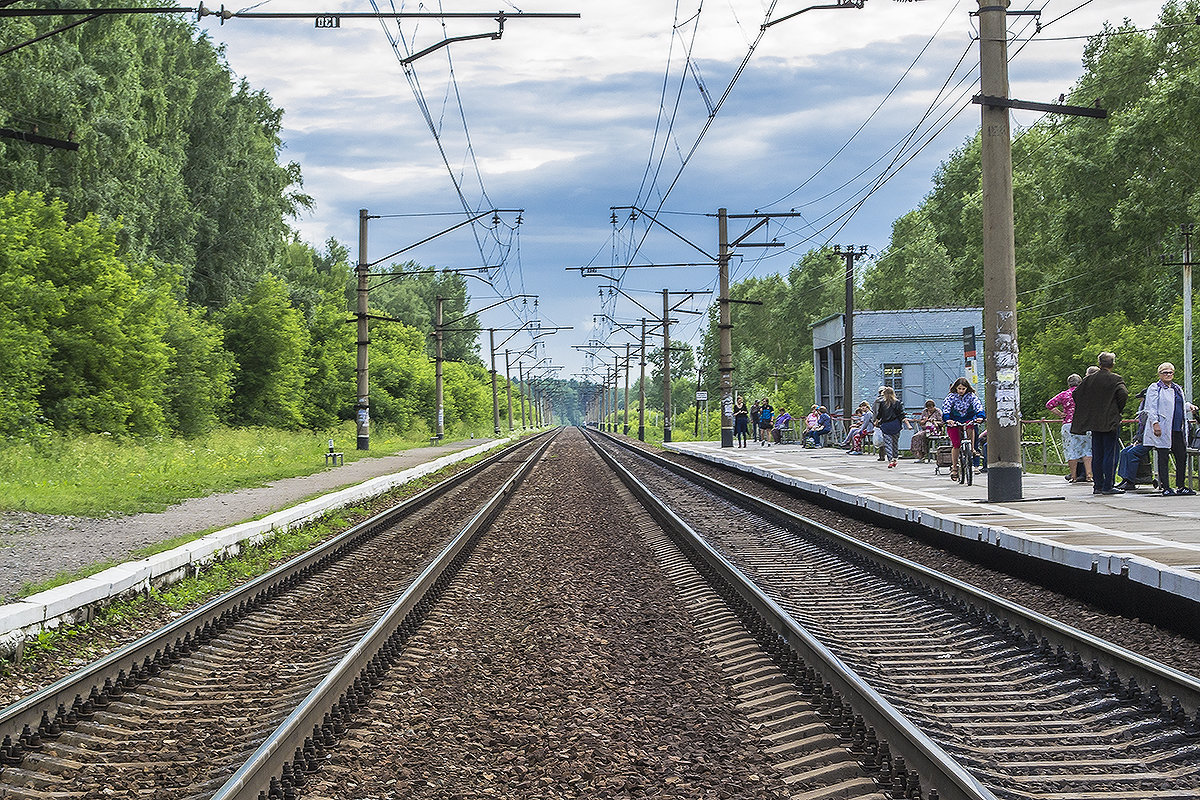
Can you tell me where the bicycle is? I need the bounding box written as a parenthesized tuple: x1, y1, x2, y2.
(945, 420, 978, 486)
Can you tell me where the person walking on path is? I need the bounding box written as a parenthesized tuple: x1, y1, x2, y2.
(1143, 362, 1197, 496)
(1071, 352, 1128, 495)
(732, 396, 750, 447)
(871, 387, 889, 461)
(875, 386, 910, 468)
(1046, 373, 1093, 483)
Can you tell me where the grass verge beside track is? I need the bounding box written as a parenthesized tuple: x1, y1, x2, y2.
(0, 423, 483, 516)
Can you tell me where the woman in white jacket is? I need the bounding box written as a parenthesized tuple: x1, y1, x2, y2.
(1143, 362, 1197, 496)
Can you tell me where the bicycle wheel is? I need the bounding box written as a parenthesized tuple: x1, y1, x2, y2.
(961, 441, 973, 485)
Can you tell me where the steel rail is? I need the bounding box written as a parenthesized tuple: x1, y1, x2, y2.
(582, 428, 997, 800)
(210, 428, 562, 799)
(0, 432, 550, 747)
(598, 430, 1200, 717)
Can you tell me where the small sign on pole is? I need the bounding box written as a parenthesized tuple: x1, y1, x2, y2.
(315, 15, 340, 28)
(695, 390, 708, 401)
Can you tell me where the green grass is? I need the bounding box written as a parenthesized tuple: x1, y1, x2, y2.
(0, 423, 485, 517)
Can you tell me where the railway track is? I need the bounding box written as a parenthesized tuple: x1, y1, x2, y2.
(0, 432, 552, 799)
(4, 427, 1198, 800)
(588, 429, 1200, 799)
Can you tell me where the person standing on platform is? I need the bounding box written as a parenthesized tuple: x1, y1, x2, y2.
(758, 399, 774, 447)
(1071, 352, 1128, 495)
(1143, 362, 1197, 496)
(871, 387, 889, 461)
(1046, 373, 1093, 483)
(750, 400, 761, 443)
(733, 396, 750, 448)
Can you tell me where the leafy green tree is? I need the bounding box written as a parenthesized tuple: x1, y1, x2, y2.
(369, 265, 481, 363)
(0, 196, 63, 436)
(219, 275, 309, 428)
(369, 323, 436, 433)
(861, 210, 953, 309)
(275, 237, 353, 317)
(0, 13, 308, 308)
(300, 299, 355, 430)
(0, 192, 173, 435)
(162, 303, 234, 436)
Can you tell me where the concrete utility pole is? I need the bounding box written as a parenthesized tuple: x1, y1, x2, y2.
(355, 209, 371, 450)
(518, 360, 527, 429)
(662, 289, 672, 443)
(639, 319, 647, 441)
(718, 208, 733, 447)
(489, 329, 500, 435)
(978, 0, 1022, 501)
(505, 350, 514, 432)
(624, 343, 631, 434)
(1165, 225, 1195, 402)
(434, 295, 445, 439)
(834, 245, 868, 421)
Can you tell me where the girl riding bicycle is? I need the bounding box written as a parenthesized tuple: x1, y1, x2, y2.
(941, 377, 985, 481)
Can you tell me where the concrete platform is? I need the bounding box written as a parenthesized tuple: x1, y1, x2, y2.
(664, 440, 1200, 604)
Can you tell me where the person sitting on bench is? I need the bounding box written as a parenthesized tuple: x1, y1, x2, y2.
(803, 406, 832, 447)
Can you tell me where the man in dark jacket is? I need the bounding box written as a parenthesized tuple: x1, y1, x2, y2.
(1071, 352, 1128, 495)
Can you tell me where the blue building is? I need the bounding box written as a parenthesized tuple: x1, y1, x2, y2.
(811, 308, 984, 420)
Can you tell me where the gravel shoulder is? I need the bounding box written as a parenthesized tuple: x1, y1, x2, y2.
(0, 438, 496, 603)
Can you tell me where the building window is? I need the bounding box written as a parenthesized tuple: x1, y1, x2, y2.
(883, 364, 904, 399)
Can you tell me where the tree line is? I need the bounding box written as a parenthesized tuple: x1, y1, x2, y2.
(0, 12, 587, 440)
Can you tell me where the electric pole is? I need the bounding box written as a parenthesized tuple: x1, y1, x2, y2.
(978, 0, 1022, 501)
(356, 209, 371, 450)
(624, 343, 631, 435)
(718, 208, 733, 447)
(489, 329, 500, 435)
(434, 295, 445, 439)
(834, 245, 869, 420)
(1163, 224, 1195, 402)
(662, 289, 672, 443)
(639, 318, 647, 441)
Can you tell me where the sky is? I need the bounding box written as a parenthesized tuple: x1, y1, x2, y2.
(201, 0, 1167, 379)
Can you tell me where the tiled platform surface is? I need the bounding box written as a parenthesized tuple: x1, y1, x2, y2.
(664, 440, 1200, 603)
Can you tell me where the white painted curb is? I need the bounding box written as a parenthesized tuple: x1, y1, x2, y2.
(0, 437, 515, 657)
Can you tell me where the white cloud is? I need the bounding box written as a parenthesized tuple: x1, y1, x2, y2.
(203, 0, 1167, 372)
